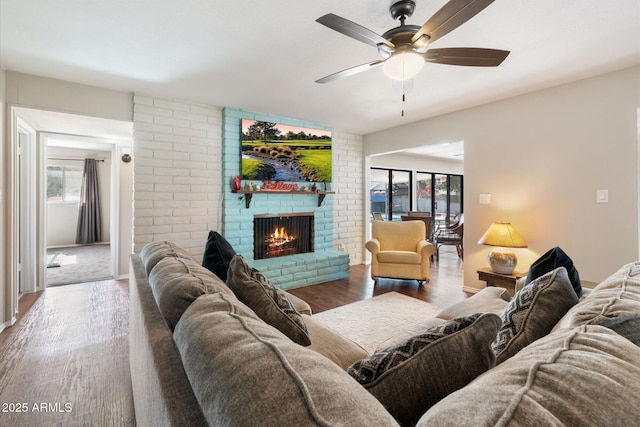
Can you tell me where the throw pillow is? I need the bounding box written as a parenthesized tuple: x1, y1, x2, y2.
(202, 231, 236, 282)
(226, 255, 311, 346)
(347, 313, 501, 427)
(493, 266, 579, 364)
(525, 246, 582, 297)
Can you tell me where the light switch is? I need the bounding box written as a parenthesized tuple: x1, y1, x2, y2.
(597, 190, 608, 203)
(479, 193, 491, 205)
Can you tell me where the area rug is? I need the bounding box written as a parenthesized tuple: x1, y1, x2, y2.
(312, 292, 442, 353)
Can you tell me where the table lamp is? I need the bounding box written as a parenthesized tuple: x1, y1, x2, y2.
(478, 222, 527, 275)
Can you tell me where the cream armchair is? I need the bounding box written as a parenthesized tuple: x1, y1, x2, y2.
(366, 220, 437, 285)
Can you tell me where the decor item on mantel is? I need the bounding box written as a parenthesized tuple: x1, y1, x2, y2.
(233, 180, 335, 208)
(233, 175, 242, 191)
(478, 222, 527, 275)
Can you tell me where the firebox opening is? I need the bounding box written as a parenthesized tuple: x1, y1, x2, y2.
(254, 213, 314, 260)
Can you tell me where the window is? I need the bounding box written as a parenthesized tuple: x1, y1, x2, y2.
(47, 165, 82, 202)
(370, 168, 412, 221)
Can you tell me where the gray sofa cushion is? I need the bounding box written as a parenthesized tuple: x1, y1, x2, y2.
(149, 257, 235, 330)
(348, 313, 501, 427)
(493, 267, 578, 364)
(173, 293, 400, 427)
(226, 254, 311, 346)
(417, 325, 640, 427)
(140, 240, 193, 275)
(555, 261, 640, 330)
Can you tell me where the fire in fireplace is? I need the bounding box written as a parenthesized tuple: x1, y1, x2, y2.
(254, 213, 314, 260)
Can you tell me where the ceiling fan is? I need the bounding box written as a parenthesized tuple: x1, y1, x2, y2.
(315, 0, 509, 84)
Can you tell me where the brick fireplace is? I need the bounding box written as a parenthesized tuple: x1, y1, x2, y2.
(220, 108, 349, 290)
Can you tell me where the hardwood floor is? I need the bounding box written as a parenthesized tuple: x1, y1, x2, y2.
(0, 246, 465, 426)
(289, 247, 468, 313)
(0, 280, 135, 427)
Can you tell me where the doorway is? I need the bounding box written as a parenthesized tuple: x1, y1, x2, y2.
(8, 106, 133, 308)
(45, 141, 113, 286)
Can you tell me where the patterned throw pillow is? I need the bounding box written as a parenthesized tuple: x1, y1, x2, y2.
(226, 255, 311, 346)
(493, 266, 579, 364)
(348, 313, 501, 427)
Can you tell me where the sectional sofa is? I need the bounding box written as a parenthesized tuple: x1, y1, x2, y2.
(129, 240, 640, 426)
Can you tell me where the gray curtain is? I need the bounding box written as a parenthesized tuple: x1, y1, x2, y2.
(75, 158, 101, 244)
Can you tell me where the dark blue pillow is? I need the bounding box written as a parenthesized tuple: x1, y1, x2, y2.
(525, 247, 582, 297)
(202, 231, 236, 282)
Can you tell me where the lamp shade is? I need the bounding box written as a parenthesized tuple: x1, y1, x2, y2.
(382, 49, 424, 81)
(477, 222, 527, 248)
(478, 222, 527, 275)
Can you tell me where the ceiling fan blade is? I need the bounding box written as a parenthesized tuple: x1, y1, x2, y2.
(315, 60, 385, 84)
(411, 0, 495, 45)
(317, 13, 394, 49)
(423, 48, 509, 66)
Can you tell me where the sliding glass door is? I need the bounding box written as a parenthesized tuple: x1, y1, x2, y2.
(416, 172, 463, 228)
(370, 168, 412, 221)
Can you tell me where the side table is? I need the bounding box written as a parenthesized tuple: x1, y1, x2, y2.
(477, 267, 527, 293)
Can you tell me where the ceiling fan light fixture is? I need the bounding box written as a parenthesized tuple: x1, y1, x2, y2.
(382, 50, 424, 81)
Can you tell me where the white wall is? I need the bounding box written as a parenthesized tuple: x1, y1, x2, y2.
(5, 72, 132, 122)
(46, 146, 111, 247)
(370, 152, 464, 176)
(1, 66, 8, 329)
(365, 66, 640, 291)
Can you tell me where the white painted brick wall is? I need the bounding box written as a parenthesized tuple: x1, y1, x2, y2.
(332, 132, 364, 265)
(132, 94, 223, 259)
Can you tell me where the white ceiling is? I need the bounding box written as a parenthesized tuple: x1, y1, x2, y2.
(2, 0, 639, 137)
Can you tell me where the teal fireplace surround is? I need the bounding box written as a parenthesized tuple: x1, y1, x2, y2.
(221, 108, 349, 290)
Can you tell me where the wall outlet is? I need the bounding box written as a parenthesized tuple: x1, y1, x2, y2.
(597, 189, 608, 203)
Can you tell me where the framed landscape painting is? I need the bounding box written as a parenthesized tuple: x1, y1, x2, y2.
(241, 119, 332, 183)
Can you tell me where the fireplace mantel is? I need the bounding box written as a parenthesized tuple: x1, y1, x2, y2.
(234, 190, 335, 208)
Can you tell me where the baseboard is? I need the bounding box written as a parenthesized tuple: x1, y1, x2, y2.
(47, 242, 111, 250)
(0, 316, 16, 333)
(462, 285, 482, 294)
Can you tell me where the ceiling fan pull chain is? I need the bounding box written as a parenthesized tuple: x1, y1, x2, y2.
(402, 93, 405, 117)
(401, 79, 406, 117)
